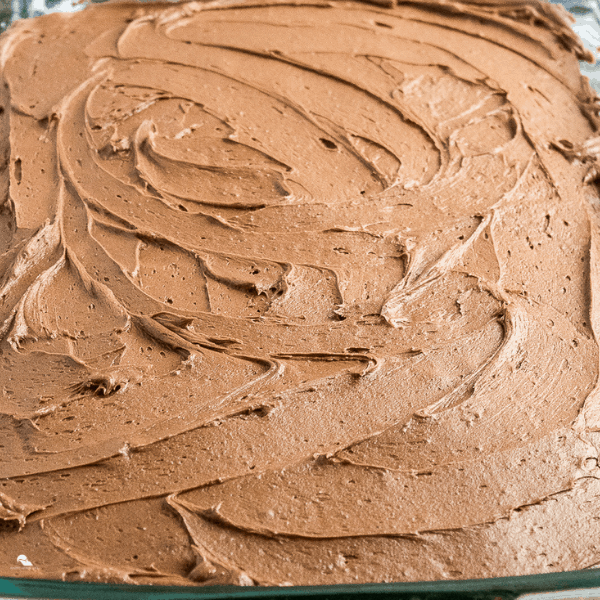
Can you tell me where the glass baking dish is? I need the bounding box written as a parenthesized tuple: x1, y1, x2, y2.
(1, 0, 600, 598)
(3, 567, 600, 599)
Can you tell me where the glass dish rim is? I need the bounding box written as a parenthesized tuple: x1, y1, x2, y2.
(3, 567, 600, 598)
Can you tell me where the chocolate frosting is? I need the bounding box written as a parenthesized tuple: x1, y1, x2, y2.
(2, 0, 600, 585)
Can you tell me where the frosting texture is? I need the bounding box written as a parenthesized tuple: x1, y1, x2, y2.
(2, 0, 600, 585)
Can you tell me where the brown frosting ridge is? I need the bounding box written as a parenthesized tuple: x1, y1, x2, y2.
(1, 0, 600, 585)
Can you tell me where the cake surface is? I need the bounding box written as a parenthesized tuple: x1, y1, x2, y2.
(1, 0, 600, 585)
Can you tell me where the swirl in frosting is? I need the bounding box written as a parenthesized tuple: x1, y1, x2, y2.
(1, 0, 600, 586)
